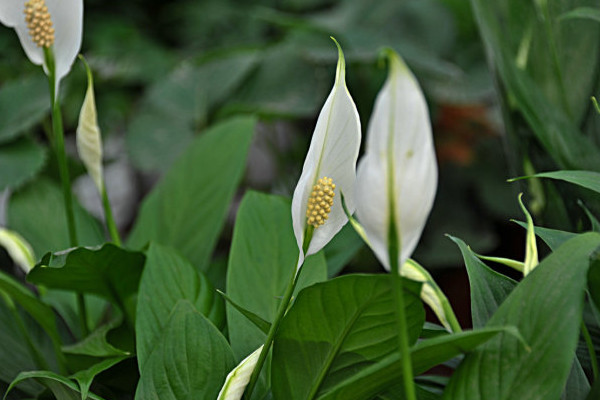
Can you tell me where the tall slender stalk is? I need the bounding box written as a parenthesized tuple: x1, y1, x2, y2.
(102, 186, 121, 246)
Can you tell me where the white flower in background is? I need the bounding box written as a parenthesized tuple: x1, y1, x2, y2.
(0, 228, 35, 273)
(77, 57, 104, 194)
(0, 0, 83, 93)
(355, 49, 437, 270)
(217, 346, 263, 400)
(291, 38, 361, 267)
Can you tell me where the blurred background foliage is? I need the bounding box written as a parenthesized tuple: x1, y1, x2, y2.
(0, 0, 599, 326)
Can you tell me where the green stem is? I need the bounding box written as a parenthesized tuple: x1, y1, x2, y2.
(244, 258, 302, 399)
(77, 292, 89, 337)
(101, 185, 121, 246)
(582, 321, 598, 379)
(389, 223, 416, 400)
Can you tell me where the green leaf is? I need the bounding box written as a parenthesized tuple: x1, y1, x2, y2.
(0, 76, 49, 144)
(72, 356, 129, 400)
(559, 7, 600, 23)
(217, 289, 271, 335)
(135, 243, 224, 370)
(4, 370, 104, 400)
(27, 244, 145, 311)
(226, 191, 328, 359)
(271, 274, 425, 400)
(319, 327, 522, 400)
(62, 318, 129, 358)
(444, 232, 600, 400)
(127, 116, 255, 272)
(588, 249, 600, 315)
(323, 224, 363, 277)
(135, 300, 235, 400)
(513, 220, 578, 251)
(0, 137, 47, 191)
(448, 236, 517, 328)
(512, 170, 600, 195)
(7, 178, 105, 256)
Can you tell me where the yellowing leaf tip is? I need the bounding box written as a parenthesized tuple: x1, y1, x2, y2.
(330, 36, 346, 85)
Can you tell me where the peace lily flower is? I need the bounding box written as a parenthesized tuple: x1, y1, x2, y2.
(217, 345, 263, 400)
(0, 0, 83, 93)
(0, 227, 35, 273)
(291, 38, 361, 267)
(355, 49, 437, 270)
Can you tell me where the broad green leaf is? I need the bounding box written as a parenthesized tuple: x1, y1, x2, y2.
(318, 327, 522, 400)
(28, 244, 145, 311)
(226, 191, 327, 359)
(513, 220, 578, 251)
(444, 232, 600, 400)
(127, 116, 255, 272)
(62, 318, 129, 358)
(323, 224, 363, 277)
(0, 137, 47, 191)
(135, 243, 224, 370)
(271, 274, 425, 400)
(0, 270, 65, 367)
(127, 51, 258, 171)
(448, 236, 517, 328)
(0, 76, 49, 144)
(135, 301, 235, 400)
(559, 7, 600, 23)
(72, 356, 129, 400)
(7, 178, 105, 256)
(4, 370, 104, 400)
(512, 170, 600, 195)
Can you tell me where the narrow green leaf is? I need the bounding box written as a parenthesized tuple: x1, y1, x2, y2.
(135, 300, 235, 400)
(135, 243, 224, 370)
(27, 244, 145, 310)
(217, 290, 271, 335)
(226, 191, 327, 359)
(127, 116, 255, 272)
(559, 7, 600, 23)
(72, 356, 129, 400)
(0, 137, 47, 191)
(4, 370, 104, 400)
(318, 327, 519, 400)
(510, 170, 600, 194)
(272, 274, 424, 400)
(512, 220, 578, 251)
(448, 236, 517, 328)
(444, 232, 600, 400)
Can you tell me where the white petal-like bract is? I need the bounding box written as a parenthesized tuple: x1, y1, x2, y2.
(291, 39, 361, 266)
(76, 58, 104, 193)
(0, 0, 83, 92)
(217, 345, 263, 400)
(356, 49, 437, 270)
(0, 228, 35, 273)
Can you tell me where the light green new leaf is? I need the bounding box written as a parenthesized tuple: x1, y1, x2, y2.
(271, 274, 424, 400)
(135, 300, 235, 400)
(444, 232, 600, 400)
(226, 191, 327, 359)
(0, 136, 46, 192)
(127, 116, 255, 272)
(136, 243, 224, 370)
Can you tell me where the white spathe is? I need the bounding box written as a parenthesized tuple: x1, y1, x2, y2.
(356, 50, 437, 270)
(217, 345, 263, 400)
(291, 40, 361, 267)
(0, 0, 83, 92)
(0, 228, 35, 273)
(77, 60, 104, 193)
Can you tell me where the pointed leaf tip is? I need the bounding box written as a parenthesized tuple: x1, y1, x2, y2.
(330, 37, 346, 85)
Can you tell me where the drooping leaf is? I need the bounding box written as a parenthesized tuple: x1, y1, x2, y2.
(559, 7, 600, 23)
(5, 370, 104, 400)
(72, 356, 129, 400)
(512, 170, 600, 195)
(319, 326, 523, 400)
(7, 178, 105, 256)
(127, 116, 255, 272)
(27, 244, 145, 312)
(226, 191, 327, 359)
(0, 136, 47, 191)
(135, 301, 235, 400)
(0, 76, 49, 144)
(444, 233, 600, 400)
(62, 318, 129, 358)
(135, 243, 224, 370)
(218, 290, 270, 335)
(271, 274, 425, 400)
